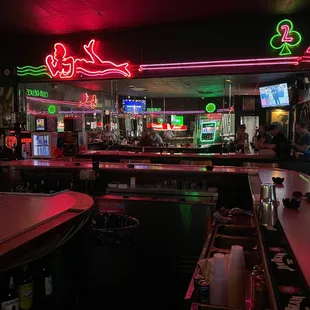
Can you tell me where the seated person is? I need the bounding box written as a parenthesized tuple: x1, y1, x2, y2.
(235, 124, 249, 150)
(137, 129, 153, 147)
(261, 124, 290, 160)
(150, 128, 163, 146)
(252, 124, 272, 146)
(292, 121, 310, 153)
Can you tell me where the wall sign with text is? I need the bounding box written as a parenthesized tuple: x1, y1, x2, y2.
(26, 88, 48, 98)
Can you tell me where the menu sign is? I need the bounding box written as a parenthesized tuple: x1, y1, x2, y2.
(260, 224, 310, 310)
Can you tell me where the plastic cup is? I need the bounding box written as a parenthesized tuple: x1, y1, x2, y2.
(229, 245, 245, 271)
(210, 274, 228, 306)
(212, 253, 227, 278)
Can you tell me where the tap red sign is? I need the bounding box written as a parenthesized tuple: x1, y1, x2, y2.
(45, 39, 131, 79)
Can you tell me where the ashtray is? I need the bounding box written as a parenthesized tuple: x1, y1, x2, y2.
(282, 198, 301, 209)
(272, 177, 284, 184)
(292, 191, 303, 199)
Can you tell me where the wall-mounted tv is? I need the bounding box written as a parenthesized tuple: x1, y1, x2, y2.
(122, 99, 146, 114)
(171, 115, 184, 126)
(259, 83, 290, 108)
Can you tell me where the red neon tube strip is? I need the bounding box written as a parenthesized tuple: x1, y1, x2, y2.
(139, 61, 299, 71)
(139, 56, 299, 68)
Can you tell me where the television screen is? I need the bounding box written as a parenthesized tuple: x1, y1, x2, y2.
(259, 83, 290, 108)
(122, 99, 146, 114)
(36, 118, 45, 131)
(171, 115, 184, 126)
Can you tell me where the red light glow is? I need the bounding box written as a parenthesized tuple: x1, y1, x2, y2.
(280, 25, 294, 43)
(5, 136, 17, 149)
(45, 39, 131, 79)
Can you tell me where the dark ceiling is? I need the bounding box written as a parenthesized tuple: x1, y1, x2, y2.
(70, 72, 294, 97)
(1, 0, 310, 35)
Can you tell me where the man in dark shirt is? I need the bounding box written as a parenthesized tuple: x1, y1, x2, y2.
(263, 125, 290, 160)
(292, 121, 310, 153)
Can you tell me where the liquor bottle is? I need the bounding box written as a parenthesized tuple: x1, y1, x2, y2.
(0, 276, 19, 310)
(40, 180, 45, 193)
(35, 265, 53, 310)
(18, 265, 33, 310)
(69, 178, 74, 191)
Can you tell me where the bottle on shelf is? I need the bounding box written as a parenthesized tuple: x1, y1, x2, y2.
(69, 178, 74, 191)
(0, 276, 19, 310)
(39, 180, 45, 193)
(18, 264, 34, 310)
(35, 264, 53, 309)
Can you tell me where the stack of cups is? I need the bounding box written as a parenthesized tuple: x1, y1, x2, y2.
(210, 253, 228, 306)
(228, 245, 246, 309)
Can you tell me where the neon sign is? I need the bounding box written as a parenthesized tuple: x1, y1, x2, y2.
(270, 19, 302, 56)
(206, 103, 216, 113)
(26, 88, 48, 98)
(79, 93, 98, 109)
(45, 39, 131, 79)
(5, 136, 17, 149)
(147, 108, 161, 112)
(17, 65, 52, 78)
(48, 105, 56, 114)
(139, 56, 300, 72)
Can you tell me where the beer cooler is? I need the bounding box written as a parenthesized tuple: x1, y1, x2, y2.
(31, 132, 58, 159)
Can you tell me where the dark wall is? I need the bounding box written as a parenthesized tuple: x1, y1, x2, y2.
(1, 12, 310, 67)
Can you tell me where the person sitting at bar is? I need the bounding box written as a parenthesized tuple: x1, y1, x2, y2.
(262, 124, 290, 160)
(291, 121, 310, 153)
(235, 124, 249, 151)
(138, 129, 153, 147)
(150, 128, 163, 146)
(252, 124, 272, 146)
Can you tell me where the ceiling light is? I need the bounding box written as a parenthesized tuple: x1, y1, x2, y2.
(225, 79, 231, 82)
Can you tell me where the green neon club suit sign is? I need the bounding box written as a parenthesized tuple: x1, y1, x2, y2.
(270, 19, 302, 56)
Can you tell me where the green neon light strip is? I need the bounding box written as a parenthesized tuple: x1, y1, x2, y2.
(17, 65, 47, 70)
(17, 72, 52, 78)
(17, 69, 47, 74)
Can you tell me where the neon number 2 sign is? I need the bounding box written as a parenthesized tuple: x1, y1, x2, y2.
(45, 39, 131, 79)
(270, 19, 302, 56)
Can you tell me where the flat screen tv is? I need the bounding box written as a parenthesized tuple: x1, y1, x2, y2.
(122, 99, 146, 114)
(259, 83, 290, 108)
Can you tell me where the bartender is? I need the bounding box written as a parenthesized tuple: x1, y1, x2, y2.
(150, 128, 163, 146)
(262, 124, 290, 160)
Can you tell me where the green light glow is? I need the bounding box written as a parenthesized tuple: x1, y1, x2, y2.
(180, 204, 191, 232)
(206, 103, 216, 113)
(48, 105, 56, 114)
(270, 19, 302, 56)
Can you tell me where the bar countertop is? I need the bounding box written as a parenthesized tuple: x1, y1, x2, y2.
(0, 159, 309, 288)
(79, 149, 276, 159)
(0, 191, 94, 257)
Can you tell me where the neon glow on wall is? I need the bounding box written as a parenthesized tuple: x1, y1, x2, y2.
(270, 19, 302, 56)
(45, 39, 131, 79)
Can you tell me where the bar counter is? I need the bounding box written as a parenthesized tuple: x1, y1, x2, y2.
(0, 191, 93, 257)
(78, 149, 276, 165)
